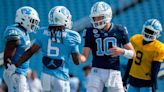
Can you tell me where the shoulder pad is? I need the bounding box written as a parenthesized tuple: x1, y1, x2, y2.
(67, 29, 81, 45)
(4, 26, 21, 41)
(114, 24, 128, 35)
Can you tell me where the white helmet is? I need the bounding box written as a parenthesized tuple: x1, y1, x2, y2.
(90, 1, 112, 29)
(48, 6, 72, 29)
(15, 6, 40, 32)
(142, 19, 162, 41)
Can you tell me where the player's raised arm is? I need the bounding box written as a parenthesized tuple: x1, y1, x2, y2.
(15, 44, 40, 67)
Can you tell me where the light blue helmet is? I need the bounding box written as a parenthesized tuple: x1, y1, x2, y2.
(48, 6, 72, 29)
(142, 19, 162, 41)
(15, 6, 40, 32)
(90, 1, 112, 29)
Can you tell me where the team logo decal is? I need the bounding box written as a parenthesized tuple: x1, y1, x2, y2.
(93, 29, 98, 34)
(21, 8, 32, 15)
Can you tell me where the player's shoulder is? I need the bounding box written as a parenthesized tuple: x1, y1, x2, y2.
(153, 40, 164, 60)
(154, 40, 164, 50)
(112, 24, 128, 34)
(5, 24, 21, 33)
(66, 29, 80, 37)
(65, 29, 81, 44)
(4, 24, 22, 37)
(113, 24, 127, 31)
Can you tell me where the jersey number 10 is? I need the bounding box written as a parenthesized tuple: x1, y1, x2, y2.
(96, 37, 117, 56)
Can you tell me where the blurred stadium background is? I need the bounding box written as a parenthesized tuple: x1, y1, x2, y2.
(0, 0, 164, 92)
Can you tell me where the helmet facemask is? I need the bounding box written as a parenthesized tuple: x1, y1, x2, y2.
(142, 27, 160, 41)
(142, 19, 162, 41)
(90, 15, 111, 29)
(28, 18, 40, 32)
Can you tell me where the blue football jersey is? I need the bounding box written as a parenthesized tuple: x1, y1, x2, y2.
(3, 24, 31, 75)
(34, 27, 81, 80)
(83, 23, 129, 70)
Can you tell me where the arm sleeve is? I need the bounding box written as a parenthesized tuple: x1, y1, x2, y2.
(151, 61, 161, 89)
(70, 32, 81, 53)
(71, 45, 80, 53)
(83, 29, 92, 48)
(122, 59, 133, 85)
(120, 26, 130, 45)
(4, 29, 20, 42)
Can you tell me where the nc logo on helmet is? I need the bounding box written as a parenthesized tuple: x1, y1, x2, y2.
(60, 8, 70, 17)
(21, 8, 32, 15)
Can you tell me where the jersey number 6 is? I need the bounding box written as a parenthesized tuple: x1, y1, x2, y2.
(47, 39, 59, 57)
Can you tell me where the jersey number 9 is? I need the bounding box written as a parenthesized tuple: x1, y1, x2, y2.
(135, 50, 143, 65)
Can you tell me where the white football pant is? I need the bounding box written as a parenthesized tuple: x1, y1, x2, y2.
(3, 70, 30, 92)
(41, 72, 70, 92)
(86, 67, 124, 92)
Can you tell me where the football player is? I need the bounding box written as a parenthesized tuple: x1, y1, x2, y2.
(3, 6, 40, 92)
(123, 19, 164, 92)
(79, 1, 135, 92)
(14, 6, 81, 92)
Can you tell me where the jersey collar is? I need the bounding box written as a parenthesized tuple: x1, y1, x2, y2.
(100, 23, 113, 33)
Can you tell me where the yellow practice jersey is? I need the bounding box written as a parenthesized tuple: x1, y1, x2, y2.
(129, 34, 164, 80)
